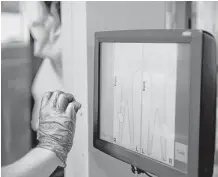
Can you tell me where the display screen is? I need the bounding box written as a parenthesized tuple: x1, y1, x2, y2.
(99, 43, 190, 172)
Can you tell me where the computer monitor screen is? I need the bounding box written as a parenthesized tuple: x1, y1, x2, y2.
(99, 42, 190, 172)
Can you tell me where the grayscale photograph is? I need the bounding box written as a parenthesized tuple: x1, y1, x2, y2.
(1, 1, 218, 177)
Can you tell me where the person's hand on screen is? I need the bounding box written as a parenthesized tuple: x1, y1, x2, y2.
(36, 91, 81, 167)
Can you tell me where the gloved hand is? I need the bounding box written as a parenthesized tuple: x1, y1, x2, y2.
(36, 91, 81, 167)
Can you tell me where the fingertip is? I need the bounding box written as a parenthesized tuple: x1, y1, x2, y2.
(49, 90, 63, 106)
(65, 101, 81, 117)
(44, 91, 53, 96)
(41, 91, 53, 107)
(43, 91, 53, 100)
(72, 101, 81, 113)
(65, 93, 75, 102)
(57, 93, 68, 112)
(65, 102, 75, 118)
(75, 101, 82, 110)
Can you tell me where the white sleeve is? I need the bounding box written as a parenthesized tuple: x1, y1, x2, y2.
(21, 1, 49, 27)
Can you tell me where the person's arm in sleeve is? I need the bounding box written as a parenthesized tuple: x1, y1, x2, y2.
(2, 148, 60, 177)
(21, 2, 62, 78)
(2, 91, 81, 177)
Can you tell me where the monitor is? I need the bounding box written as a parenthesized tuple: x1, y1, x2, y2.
(93, 30, 217, 177)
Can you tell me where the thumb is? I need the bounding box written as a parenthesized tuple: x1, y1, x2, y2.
(65, 101, 82, 118)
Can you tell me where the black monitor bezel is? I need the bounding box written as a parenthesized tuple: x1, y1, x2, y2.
(93, 29, 216, 177)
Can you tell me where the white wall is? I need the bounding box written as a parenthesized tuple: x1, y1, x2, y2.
(62, 2, 165, 177)
(62, 2, 88, 177)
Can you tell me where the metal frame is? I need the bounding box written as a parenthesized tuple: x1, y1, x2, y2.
(93, 29, 216, 177)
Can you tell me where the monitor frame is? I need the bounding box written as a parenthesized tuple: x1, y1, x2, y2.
(93, 29, 216, 177)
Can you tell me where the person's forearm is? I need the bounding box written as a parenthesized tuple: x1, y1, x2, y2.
(2, 148, 60, 177)
(1, 91, 81, 177)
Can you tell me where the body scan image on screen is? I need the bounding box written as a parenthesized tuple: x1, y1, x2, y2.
(99, 42, 190, 172)
(94, 30, 217, 177)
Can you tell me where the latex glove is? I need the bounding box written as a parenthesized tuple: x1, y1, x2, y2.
(37, 91, 81, 167)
